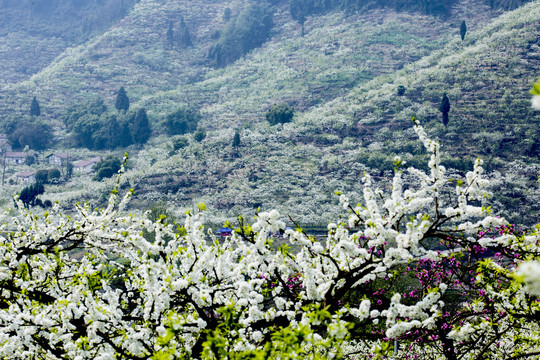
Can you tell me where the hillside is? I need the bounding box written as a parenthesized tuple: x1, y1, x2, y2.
(0, 0, 538, 227)
(0, 0, 138, 85)
(129, 0, 539, 226)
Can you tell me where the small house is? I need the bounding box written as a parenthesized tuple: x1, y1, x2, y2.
(16, 171, 35, 183)
(73, 156, 102, 174)
(4, 152, 27, 165)
(46, 153, 70, 166)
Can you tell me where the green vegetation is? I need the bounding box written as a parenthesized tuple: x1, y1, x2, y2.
(177, 15, 193, 48)
(460, 20, 467, 41)
(233, 131, 241, 148)
(18, 182, 44, 208)
(162, 106, 201, 135)
(29, 96, 41, 117)
(93, 156, 122, 181)
(194, 128, 206, 142)
(0, 0, 537, 228)
(1, 116, 53, 150)
(63, 97, 150, 150)
(131, 108, 151, 145)
(439, 93, 451, 126)
(207, 2, 275, 67)
(115, 86, 130, 112)
(265, 103, 295, 126)
(171, 136, 189, 152)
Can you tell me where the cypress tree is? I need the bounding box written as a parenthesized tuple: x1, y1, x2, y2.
(178, 16, 192, 47)
(30, 96, 41, 117)
(460, 20, 467, 41)
(115, 86, 130, 112)
(131, 108, 151, 145)
(166, 21, 174, 48)
(439, 93, 451, 126)
(233, 131, 241, 148)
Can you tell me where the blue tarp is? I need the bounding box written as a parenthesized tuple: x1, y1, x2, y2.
(216, 227, 233, 235)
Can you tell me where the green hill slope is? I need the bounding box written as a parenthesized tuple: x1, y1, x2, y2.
(125, 0, 539, 226)
(0, 0, 537, 227)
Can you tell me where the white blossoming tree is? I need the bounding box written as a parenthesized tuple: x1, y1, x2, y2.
(0, 112, 539, 359)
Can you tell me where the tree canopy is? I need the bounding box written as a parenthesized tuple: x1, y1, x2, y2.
(266, 103, 295, 125)
(131, 108, 151, 145)
(162, 106, 201, 135)
(93, 155, 122, 181)
(115, 86, 130, 112)
(29, 96, 41, 117)
(439, 93, 451, 126)
(207, 2, 275, 67)
(63, 98, 146, 150)
(1, 116, 53, 150)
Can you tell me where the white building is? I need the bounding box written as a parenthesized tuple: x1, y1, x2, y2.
(73, 157, 102, 174)
(4, 152, 27, 165)
(16, 171, 36, 183)
(46, 153, 70, 166)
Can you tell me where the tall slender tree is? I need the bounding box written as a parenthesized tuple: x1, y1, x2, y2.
(232, 131, 241, 148)
(178, 15, 192, 47)
(29, 96, 41, 117)
(166, 21, 174, 48)
(439, 93, 451, 126)
(115, 86, 130, 112)
(131, 108, 150, 145)
(460, 20, 467, 41)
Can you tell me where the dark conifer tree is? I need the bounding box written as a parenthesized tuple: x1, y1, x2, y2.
(233, 131, 241, 148)
(29, 96, 41, 117)
(439, 93, 451, 126)
(115, 86, 130, 112)
(460, 20, 467, 41)
(178, 15, 192, 47)
(166, 21, 174, 48)
(118, 117, 133, 147)
(131, 108, 150, 145)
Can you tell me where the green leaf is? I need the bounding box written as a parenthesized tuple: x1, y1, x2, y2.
(531, 77, 540, 95)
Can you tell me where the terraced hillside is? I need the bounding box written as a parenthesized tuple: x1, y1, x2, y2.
(126, 0, 540, 226)
(0, 0, 138, 85)
(0, 0, 538, 228)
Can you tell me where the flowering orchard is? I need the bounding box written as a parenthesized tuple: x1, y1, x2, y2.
(0, 116, 539, 360)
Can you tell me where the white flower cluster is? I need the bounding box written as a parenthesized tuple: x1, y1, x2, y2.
(0, 121, 537, 359)
(532, 95, 540, 110)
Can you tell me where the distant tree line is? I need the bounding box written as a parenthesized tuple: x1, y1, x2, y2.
(287, 0, 526, 25)
(0, 96, 52, 150)
(0, 0, 138, 41)
(0, 117, 53, 150)
(63, 94, 150, 150)
(165, 16, 192, 49)
(63, 88, 204, 150)
(207, 1, 275, 67)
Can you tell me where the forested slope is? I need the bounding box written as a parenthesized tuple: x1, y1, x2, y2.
(0, 0, 538, 227)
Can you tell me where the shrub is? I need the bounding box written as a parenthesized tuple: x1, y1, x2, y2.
(93, 156, 122, 181)
(265, 103, 295, 125)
